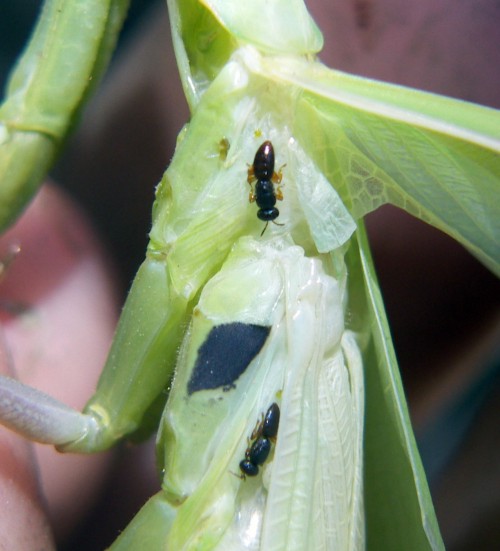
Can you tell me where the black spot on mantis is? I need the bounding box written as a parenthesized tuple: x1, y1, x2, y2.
(187, 322, 271, 394)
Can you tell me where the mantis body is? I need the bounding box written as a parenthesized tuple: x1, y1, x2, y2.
(0, 0, 499, 548)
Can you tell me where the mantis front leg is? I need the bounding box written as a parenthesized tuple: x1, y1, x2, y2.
(0, 254, 189, 451)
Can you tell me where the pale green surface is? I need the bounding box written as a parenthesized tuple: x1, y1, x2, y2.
(353, 225, 444, 550)
(108, 492, 177, 550)
(68, 256, 190, 452)
(155, 237, 364, 550)
(167, 0, 323, 109)
(203, 0, 323, 55)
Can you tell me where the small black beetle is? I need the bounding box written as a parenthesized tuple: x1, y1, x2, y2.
(247, 141, 285, 235)
(238, 403, 281, 480)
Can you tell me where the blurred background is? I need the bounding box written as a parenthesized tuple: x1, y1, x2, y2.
(2, 1, 499, 549)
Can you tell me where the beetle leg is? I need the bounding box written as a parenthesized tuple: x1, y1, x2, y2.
(248, 165, 257, 202)
(272, 164, 286, 185)
(247, 165, 256, 185)
(250, 413, 264, 440)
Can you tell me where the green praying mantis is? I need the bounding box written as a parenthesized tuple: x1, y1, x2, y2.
(1, 0, 499, 549)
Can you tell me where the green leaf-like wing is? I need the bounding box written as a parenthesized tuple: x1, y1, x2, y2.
(276, 62, 500, 274)
(348, 226, 444, 550)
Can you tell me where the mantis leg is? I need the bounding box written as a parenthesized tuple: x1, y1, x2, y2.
(0, 255, 190, 452)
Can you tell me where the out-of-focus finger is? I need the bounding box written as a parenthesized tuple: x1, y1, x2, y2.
(0, 184, 119, 543)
